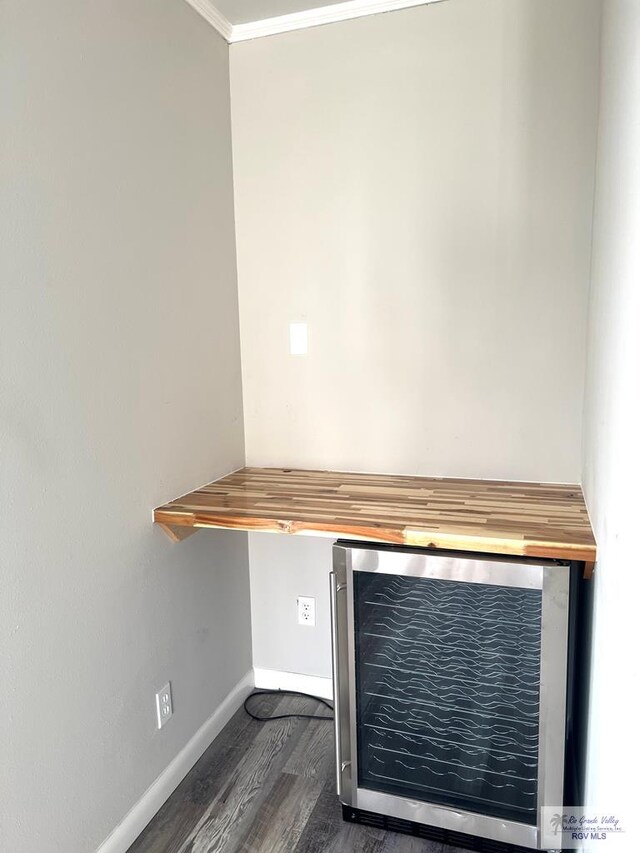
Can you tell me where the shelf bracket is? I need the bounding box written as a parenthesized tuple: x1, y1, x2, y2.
(583, 560, 595, 580)
(157, 523, 199, 544)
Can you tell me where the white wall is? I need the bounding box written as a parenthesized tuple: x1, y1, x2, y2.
(0, 2, 251, 852)
(582, 0, 640, 842)
(230, 0, 602, 678)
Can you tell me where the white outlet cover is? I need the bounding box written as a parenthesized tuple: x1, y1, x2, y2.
(156, 682, 173, 729)
(289, 322, 308, 355)
(297, 595, 316, 627)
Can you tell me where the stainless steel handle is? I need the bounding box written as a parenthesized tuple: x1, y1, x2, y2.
(329, 570, 342, 796)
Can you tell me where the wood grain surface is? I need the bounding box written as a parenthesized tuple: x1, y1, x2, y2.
(154, 467, 596, 565)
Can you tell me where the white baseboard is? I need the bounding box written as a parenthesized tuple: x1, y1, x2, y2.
(95, 669, 254, 853)
(253, 667, 333, 700)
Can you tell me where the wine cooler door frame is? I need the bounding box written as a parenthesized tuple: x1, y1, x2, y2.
(330, 544, 571, 851)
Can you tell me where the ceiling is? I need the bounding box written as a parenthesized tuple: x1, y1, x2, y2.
(213, 0, 346, 25)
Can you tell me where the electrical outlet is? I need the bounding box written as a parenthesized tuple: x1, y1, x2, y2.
(297, 596, 316, 626)
(155, 682, 173, 729)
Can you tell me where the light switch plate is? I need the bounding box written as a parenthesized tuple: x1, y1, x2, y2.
(289, 322, 308, 355)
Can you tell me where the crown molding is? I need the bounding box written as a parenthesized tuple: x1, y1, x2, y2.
(183, 0, 233, 41)
(184, 0, 448, 44)
(230, 0, 447, 42)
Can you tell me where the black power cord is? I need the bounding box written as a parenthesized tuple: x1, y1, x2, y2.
(243, 689, 334, 721)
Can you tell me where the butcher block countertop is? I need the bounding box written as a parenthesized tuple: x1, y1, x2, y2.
(154, 467, 596, 573)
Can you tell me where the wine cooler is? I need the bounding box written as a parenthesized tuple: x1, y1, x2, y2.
(330, 542, 584, 852)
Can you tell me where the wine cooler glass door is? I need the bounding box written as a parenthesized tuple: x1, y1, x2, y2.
(332, 544, 571, 848)
(354, 570, 542, 825)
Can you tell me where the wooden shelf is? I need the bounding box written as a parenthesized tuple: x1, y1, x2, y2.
(154, 467, 596, 575)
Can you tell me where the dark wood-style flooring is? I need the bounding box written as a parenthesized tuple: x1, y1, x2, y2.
(128, 692, 464, 853)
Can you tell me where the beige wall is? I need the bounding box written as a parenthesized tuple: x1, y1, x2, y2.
(231, 0, 602, 678)
(0, 2, 250, 851)
(582, 0, 640, 840)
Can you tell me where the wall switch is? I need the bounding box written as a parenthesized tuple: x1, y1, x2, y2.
(297, 595, 316, 626)
(289, 322, 308, 355)
(155, 682, 173, 729)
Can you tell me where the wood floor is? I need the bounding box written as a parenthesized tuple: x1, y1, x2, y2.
(128, 693, 464, 853)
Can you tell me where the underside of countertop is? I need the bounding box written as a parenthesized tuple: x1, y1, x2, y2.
(154, 467, 597, 571)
